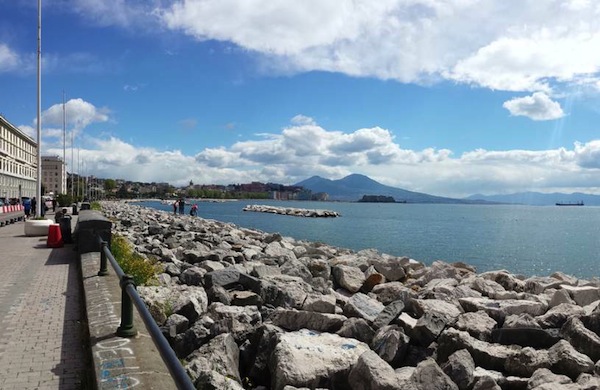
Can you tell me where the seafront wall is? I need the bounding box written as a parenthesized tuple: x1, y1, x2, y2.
(102, 200, 600, 390)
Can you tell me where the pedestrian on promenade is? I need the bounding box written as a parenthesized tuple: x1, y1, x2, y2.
(190, 204, 198, 216)
(31, 197, 37, 216)
(178, 198, 185, 215)
(51, 198, 57, 212)
(23, 197, 31, 219)
(172, 200, 178, 215)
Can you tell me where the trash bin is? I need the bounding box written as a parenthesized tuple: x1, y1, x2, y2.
(72, 203, 78, 215)
(60, 215, 73, 244)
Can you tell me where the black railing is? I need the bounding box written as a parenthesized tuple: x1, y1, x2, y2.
(98, 237, 195, 390)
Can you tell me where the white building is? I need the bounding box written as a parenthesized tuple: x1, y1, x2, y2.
(0, 115, 37, 203)
(42, 155, 66, 196)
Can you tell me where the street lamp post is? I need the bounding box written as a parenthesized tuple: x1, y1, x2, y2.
(35, 0, 42, 216)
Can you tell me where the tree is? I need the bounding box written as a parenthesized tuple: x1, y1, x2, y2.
(104, 179, 117, 193)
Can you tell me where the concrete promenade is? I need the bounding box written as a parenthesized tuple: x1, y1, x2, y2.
(0, 214, 93, 389)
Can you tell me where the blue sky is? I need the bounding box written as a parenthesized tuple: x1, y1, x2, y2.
(1, 0, 600, 197)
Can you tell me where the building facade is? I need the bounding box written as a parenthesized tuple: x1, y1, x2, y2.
(42, 155, 66, 196)
(0, 115, 37, 203)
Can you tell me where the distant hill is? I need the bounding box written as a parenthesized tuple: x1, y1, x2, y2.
(466, 192, 600, 206)
(295, 174, 490, 203)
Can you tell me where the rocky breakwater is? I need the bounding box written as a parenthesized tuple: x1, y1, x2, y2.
(102, 200, 600, 390)
(243, 204, 340, 218)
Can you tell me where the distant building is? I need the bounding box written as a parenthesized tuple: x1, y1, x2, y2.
(41, 155, 67, 195)
(0, 115, 37, 202)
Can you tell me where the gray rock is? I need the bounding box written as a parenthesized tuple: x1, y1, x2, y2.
(185, 333, 243, 389)
(454, 311, 497, 341)
(172, 316, 213, 358)
(348, 350, 403, 390)
(527, 368, 574, 389)
(179, 266, 206, 286)
(280, 258, 313, 283)
(230, 290, 263, 307)
(549, 288, 576, 308)
(437, 328, 518, 372)
(332, 264, 366, 293)
(208, 303, 262, 342)
(245, 324, 283, 386)
(269, 329, 370, 390)
(411, 299, 463, 324)
(269, 308, 346, 332)
(204, 267, 242, 289)
(503, 313, 541, 329)
(411, 358, 458, 390)
(163, 313, 189, 337)
(260, 275, 313, 309)
(504, 347, 551, 377)
(549, 339, 594, 379)
(412, 311, 448, 347)
(561, 316, 600, 361)
(370, 325, 410, 367)
(441, 349, 474, 390)
(537, 303, 584, 328)
(344, 292, 385, 323)
(561, 285, 600, 307)
(458, 297, 546, 323)
(372, 257, 407, 282)
(251, 264, 282, 278)
(373, 300, 405, 329)
(471, 376, 501, 390)
(491, 327, 560, 348)
(371, 282, 416, 305)
(302, 293, 336, 314)
(336, 318, 376, 344)
(206, 285, 231, 305)
(198, 260, 225, 272)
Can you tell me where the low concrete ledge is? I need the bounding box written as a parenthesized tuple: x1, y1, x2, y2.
(80, 251, 178, 390)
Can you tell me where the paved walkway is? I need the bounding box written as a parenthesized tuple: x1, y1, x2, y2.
(0, 215, 93, 389)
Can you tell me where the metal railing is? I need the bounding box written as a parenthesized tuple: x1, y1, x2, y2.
(97, 237, 195, 390)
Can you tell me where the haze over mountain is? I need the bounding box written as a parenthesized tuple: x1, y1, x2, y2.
(295, 174, 488, 203)
(466, 192, 600, 206)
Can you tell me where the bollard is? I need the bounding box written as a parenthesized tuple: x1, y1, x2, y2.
(116, 275, 137, 337)
(98, 240, 109, 276)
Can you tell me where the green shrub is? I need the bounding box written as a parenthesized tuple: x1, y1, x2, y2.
(91, 201, 102, 211)
(56, 194, 73, 207)
(110, 235, 161, 286)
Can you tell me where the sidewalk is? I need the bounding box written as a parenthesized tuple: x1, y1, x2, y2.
(0, 213, 93, 389)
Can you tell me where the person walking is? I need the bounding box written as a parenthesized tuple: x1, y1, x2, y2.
(190, 204, 198, 216)
(172, 200, 178, 215)
(178, 198, 185, 215)
(31, 197, 37, 217)
(51, 198, 57, 212)
(23, 198, 31, 219)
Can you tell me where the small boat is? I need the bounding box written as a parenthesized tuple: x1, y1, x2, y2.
(555, 201, 584, 206)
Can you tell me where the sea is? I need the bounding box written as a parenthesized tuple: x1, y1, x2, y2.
(136, 200, 600, 279)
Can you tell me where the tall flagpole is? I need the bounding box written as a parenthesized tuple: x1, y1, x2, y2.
(36, 0, 42, 216)
(62, 91, 66, 196)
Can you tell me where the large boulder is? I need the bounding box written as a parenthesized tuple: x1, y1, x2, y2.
(344, 292, 385, 323)
(561, 316, 600, 361)
(370, 325, 410, 367)
(411, 358, 458, 390)
(332, 265, 366, 293)
(336, 318, 376, 344)
(185, 333, 243, 389)
(208, 303, 262, 342)
(348, 350, 404, 390)
(269, 308, 346, 332)
(454, 311, 497, 341)
(269, 329, 370, 390)
(441, 349, 475, 390)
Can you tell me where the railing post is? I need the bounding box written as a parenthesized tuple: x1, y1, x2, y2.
(116, 275, 138, 337)
(98, 239, 109, 276)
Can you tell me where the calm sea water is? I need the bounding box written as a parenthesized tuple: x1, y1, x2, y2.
(137, 200, 600, 278)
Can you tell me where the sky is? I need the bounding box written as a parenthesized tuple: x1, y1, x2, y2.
(1, 0, 600, 198)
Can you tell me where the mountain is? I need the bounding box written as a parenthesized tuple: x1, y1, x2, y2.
(295, 174, 488, 203)
(466, 192, 600, 206)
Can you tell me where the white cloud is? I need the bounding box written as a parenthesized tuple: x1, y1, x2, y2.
(0, 44, 20, 72)
(156, 0, 600, 94)
(42, 115, 600, 196)
(41, 98, 109, 132)
(503, 92, 565, 121)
